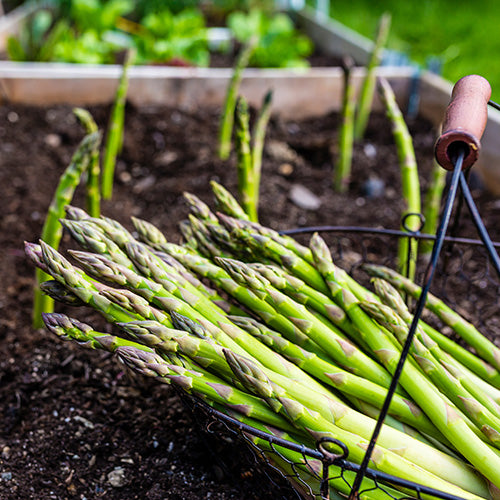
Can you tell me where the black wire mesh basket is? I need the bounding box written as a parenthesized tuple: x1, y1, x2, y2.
(176, 223, 500, 500)
(168, 76, 500, 500)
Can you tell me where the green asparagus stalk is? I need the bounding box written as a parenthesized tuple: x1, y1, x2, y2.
(217, 257, 396, 390)
(43, 312, 155, 353)
(218, 214, 329, 294)
(159, 242, 329, 356)
(217, 212, 314, 264)
(373, 278, 500, 415)
(67, 248, 245, 356)
(354, 12, 391, 140)
(378, 77, 421, 281)
(88, 215, 135, 250)
(359, 262, 500, 389)
(73, 108, 101, 217)
(250, 90, 273, 217)
(183, 191, 219, 224)
(421, 158, 448, 257)
(40, 280, 85, 306)
(224, 349, 489, 499)
(229, 314, 442, 439)
(188, 215, 230, 259)
(363, 263, 500, 373)
(218, 38, 256, 160)
(101, 48, 135, 200)
(209, 180, 250, 221)
(249, 262, 358, 337)
(60, 218, 134, 269)
(33, 131, 101, 328)
(65, 204, 90, 221)
(36, 241, 155, 325)
(360, 299, 500, 448)
(334, 56, 356, 193)
(310, 232, 500, 488)
(235, 96, 258, 222)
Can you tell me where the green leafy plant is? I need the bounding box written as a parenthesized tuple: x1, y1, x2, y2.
(227, 8, 313, 68)
(7, 9, 69, 62)
(134, 8, 209, 66)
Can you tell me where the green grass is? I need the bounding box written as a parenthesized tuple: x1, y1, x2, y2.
(327, 0, 500, 101)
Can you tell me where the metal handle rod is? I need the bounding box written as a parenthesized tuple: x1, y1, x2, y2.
(348, 148, 465, 500)
(459, 172, 500, 278)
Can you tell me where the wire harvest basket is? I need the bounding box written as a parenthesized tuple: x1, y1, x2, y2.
(171, 75, 500, 500)
(178, 224, 500, 500)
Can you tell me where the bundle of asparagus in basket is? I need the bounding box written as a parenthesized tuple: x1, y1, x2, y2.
(26, 181, 500, 499)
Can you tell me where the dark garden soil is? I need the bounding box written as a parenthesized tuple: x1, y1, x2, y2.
(1, 100, 500, 500)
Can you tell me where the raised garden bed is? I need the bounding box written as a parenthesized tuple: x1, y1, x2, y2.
(1, 93, 500, 498)
(1, 5, 500, 193)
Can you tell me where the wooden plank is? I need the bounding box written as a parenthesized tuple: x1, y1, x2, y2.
(294, 7, 374, 65)
(0, 63, 414, 118)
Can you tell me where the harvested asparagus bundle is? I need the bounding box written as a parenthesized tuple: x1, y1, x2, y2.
(26, 182, 500, 497)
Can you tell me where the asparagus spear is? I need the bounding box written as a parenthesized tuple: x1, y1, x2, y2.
(363, 263, 500, 373)
(360, 299, 500, 448)
(216, 212, 314, 264)
(65, 204, 91, 221)
(101, 48, 135, 200)
(421, 158, 448, 257)
(87, 215, 135, 250)
(310, 232, 500, 488)
(218, 38, 256, 160)
(378, 77, 421, 281)
(250, 90, 273, 212)
(235, 96, 258, 221)
(43, 312, 156, 354)
(32, 131, 101, 327)
(73, 108, 100, 217)
(373, 278, 500, 416)
(60, 218, 134, 269)
(249, 262, 358, 337)
(159, 242, 328, 355)
(40, 280, 84, 306)
(354, 12, 391, 140)
(36, 241, 154, 325)
(218, 214, 329, 294)
(183, 191, 219, 224)
(210, 180, 250, 221)
(334, 56, 356, 193)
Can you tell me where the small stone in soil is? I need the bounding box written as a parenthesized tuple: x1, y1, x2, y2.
(289, 184, 321, 210)
(363, 143, 377, 158)
(44, 134, 62, 148)
(108, 467, 127, 487)
(361, 176, 385, 199)
(7, 112, 19, 123)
